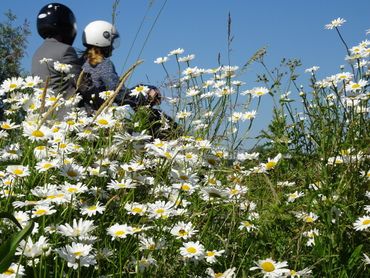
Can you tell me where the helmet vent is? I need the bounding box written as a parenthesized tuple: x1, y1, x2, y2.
(103, 31, 111, 39)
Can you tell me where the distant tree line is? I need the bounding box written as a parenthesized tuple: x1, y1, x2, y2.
(0, 10, 30, 83)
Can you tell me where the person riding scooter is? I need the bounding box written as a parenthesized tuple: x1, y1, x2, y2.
(32, 3, 82, 98)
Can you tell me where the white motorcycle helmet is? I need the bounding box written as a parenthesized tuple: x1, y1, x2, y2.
(82, 20, 120, 49)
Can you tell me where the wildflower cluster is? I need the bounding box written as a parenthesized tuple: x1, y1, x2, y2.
(0, 18, 369, 277)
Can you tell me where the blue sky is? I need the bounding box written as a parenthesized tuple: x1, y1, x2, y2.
(2, 0, 370, 146)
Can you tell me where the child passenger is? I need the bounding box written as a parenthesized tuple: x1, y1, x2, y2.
(79, 20, 160, 113)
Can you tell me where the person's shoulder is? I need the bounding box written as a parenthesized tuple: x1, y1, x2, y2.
(38, 38, 77, 57)
(100, 58, 114, 67)
(43, 38, 71, 49)
(99, 58, 116, 71)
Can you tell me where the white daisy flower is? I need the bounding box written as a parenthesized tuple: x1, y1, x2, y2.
(124, 202, 147, 216)
(6, 165, 30, 178)
(1, 263, 26, 277)
(58, 219, 96, 238)
(179, 241, 205, 260)
(148, 200, 175, 219)
(168, 48, 184, 56)
(80, 202, 106, 217)
(205, 249, 225, 264)
(250, 258, 289, 277)
(53, 61, 72, 73)
(56, 242, 96, 269)
(130, 85, 149, 97)
(31, 205, 57, 218)
(170, 221, 198, 240)
(353, 215, 370, 231)
(107, 223, 134, 240)
(325, 17, 346, 29)
(154, 56, 169, 64)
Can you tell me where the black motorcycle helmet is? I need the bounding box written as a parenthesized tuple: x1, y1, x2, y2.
(37, 3, 77, 45)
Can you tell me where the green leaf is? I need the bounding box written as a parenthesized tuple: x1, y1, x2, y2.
(0, 212, 22, 229)
(0, 221, 34, 273)
(347, 244, 363, 270)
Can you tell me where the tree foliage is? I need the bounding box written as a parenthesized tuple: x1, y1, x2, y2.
(0, 10, 30, 83)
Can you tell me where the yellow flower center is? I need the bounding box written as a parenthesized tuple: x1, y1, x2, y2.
(164, 152, 173, 159)
(73, 251, 83, 257)
(179, 175, 189, 181)
(155, 208, 165, 214)
(186, 247, 197, 254)
(133, 227, 142, 233)
(215, 151, 224, 158)
(97, 119, 108, 125)
(4, 268, 15, 275)
(13, 169, 24, 175)
(10, 83, 17, 89)
(67, 170, 78, 177)
(206, 251, 215, 257)
(32, 130, 45, 138)
(243, 221, 252, 227)
(261, 261, 275, 272)
(34, 209, 47, 215)
(362, 219, 370, 225)
(208, 178, 217, 185)
(305, 216, 314, 223)
(181, 184, 191, 191)
(185, 154, 193, 159)
(351, 83, 360, 89)
(155, 142, 164, 147)
(215, 273, 223, 278)
(136, 86, 145, 92)
(1, 123, 11, 129)
(117, 183, 126, 188)
(230, 189, 239, 195)
(42, 163, 53, 169)
(178, 229, 188, 236)
(66, 119, 76, 126)
(115, 230, 125, 236)
(67, 187, 77, 193)
(266, 161, 277, 170)
(132, 207, 143, 213)
(88, 205, 97, 211)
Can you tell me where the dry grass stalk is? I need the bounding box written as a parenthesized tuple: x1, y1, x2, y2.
(39, 77, 50, 116)
(37, 95, 62, 129)
(92, 59, 144, 122)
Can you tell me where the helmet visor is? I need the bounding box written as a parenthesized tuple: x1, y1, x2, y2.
(112, 34, 120, 49)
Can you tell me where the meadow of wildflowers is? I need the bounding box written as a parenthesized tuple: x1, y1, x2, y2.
(0, 18, 369, 277)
